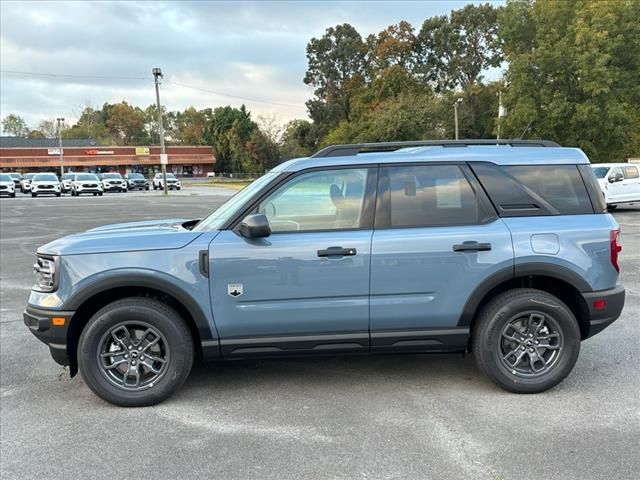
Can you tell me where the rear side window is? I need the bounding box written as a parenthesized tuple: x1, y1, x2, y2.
(471, 163, 595, 216)
(623, 166, 639, 179)
(379, 165, 490, 228)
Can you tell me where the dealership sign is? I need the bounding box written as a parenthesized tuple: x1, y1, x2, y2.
(47, 148, 63, 155)
(135, 147, 150, 155)
(85, 149, 114, 155)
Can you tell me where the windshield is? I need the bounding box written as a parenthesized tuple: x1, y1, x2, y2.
(193, 172, 278, 232)
(165, 173, 176, 179)
(33, 174, 58, 182)
(76, 174, 98, 181)
(24, 173, 36, 179)
(592, 167, 610, 179)
(63, 173, 75, 179)
(129, 173, 144, 179)
(9, 173, 22, 179)
(0, 174, 12, 182)
(103, 173, 122, 179)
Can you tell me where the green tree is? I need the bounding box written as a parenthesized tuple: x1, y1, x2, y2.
(203, 105, 255, 173)
(500, 0, 640, 161)
(2, 114, 29, 137)
(366, 21, 417, 75)
(416, 4, 502, 92)
(280, 119, 317, 159)
(304, 24, 368, 130)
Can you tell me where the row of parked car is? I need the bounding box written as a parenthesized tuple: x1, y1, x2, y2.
(0, 172, 182, 197)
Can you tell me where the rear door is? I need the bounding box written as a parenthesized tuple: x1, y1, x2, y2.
(621, 165, 640, 201)
(209, 166, 377, 356)
(369, 163, 513, 351)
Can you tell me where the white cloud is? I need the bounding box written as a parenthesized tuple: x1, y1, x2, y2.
(0, 0, 503, 132)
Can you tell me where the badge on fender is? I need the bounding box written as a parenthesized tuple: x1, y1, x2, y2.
(228, 283, 243, 297)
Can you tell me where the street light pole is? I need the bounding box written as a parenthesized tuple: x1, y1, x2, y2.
(453, 99, 462, 140)
(152, 67, 168, 195)
(56, 117, 64, 176)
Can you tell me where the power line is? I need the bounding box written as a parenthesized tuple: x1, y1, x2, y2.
(0, 69, 307, 110)
(164, 80, 304, 109)
(0, 69, 147, 80)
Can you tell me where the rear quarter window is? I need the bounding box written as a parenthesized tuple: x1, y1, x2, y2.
(471, 163, 595, 216)
(623, 166, 639, 179)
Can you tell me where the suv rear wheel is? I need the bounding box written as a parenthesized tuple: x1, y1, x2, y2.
(472, 288, 580, 393)
(78, 298, 194, 406)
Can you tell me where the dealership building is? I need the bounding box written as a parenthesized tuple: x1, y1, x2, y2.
(0, 137, 216, 177)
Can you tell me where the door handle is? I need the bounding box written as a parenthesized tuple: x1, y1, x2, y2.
(317, 246, 357, 257)
(453, 241, 492, 252)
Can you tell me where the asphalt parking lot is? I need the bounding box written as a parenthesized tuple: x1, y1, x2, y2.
(1, 191, 638, 480)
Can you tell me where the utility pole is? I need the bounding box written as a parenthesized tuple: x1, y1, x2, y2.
(453, 98, 462, 140)
(56, 117, 64, 176)
(152, 67, 168, 195)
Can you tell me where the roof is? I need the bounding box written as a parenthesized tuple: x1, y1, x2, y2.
(275, 145, 591, 172)
(0, 136, 98, 148)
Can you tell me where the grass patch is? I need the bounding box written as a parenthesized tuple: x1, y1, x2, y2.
(201, 179, 252, 190)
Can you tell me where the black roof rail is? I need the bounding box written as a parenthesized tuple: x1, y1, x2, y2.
(311, 139, 561, 158)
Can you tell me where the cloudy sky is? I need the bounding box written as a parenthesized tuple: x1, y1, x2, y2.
(1, 0, 502, 132)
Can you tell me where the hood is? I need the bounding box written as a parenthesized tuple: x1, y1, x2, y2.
(38, 218, 203, 256)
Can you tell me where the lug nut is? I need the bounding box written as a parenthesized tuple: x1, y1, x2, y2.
(529, 348, 534, 352)
(124, 355, 128, 359)
(534, 341, 539, 345)
(131, 361, 136, 365)
(128, 346, 132, 350)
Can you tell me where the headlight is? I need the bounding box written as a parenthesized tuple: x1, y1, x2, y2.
(33, 256, 57, 292)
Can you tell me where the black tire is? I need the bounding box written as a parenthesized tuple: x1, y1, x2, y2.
(146, 186, 150, 190)
(31, 192, 37, 197)
(93, 193, 98, 196)
(177, 187, 181, 191)
(472, 288, 580, 394)
(98, 192, 103, 196)
(56, 192, 61, 197)
(78, 298, 194, 407)
(10, 192, 15, 198)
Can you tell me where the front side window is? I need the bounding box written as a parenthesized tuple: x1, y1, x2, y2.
(384, 165, 481, 228)
(257, 168, 368, 233)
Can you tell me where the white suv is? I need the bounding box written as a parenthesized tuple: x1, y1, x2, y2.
(592, 163, 640, 209)
(20, 173, 36, 193)
(30, 173, 61, 197)
(101, 172, 128, 192)
(152, 172, 181, 190)
(71, 173, 103, 196)
(0, 173, 16, 197)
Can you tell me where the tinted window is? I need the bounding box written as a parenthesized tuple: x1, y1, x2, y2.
(33, 174, 58, 181)
(471, 163, 594, 216)
(103, 173, 122, 179)
(384, 165, 481, 228)
(578, 165, 606, 213)
(623, 166, 639, 179)
(258, 168, 368, 232)
(76, 174, 98, 181)
(592, 167, 609, 179)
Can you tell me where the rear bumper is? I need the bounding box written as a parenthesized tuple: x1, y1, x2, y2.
(582, 285, 625, 338)
(23, 305, 75, 366)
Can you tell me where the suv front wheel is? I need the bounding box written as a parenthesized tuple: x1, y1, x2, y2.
(78, 298, 194, 406)
(472, 288, 580, 394)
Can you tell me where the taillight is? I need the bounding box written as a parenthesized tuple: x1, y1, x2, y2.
(610, 229, 622, 273)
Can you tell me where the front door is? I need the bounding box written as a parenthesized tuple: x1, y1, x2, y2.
(209, 167, 377, 356)
(369, 163, 514, 351)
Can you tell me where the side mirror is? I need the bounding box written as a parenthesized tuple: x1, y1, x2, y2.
(238, 213, 271, 238)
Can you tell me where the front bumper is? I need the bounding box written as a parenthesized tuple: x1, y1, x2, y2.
(103, 183, 127, 191)
(24, 305, 75, 366)
(582, 285, 625, 338)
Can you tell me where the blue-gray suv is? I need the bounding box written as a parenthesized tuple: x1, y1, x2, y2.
(24, 140, 625, 406)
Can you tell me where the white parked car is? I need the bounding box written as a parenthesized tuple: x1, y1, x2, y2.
(60, 172, 76, 193)
(20, 173, 36, 193)
(0, 173, 16, 197)
(152, 172, 181, 190)
(30, 173, 61, 197)
(101, 172, 128, 192)
(70, 173, 103, 196)
(592, 163, 640, 209)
